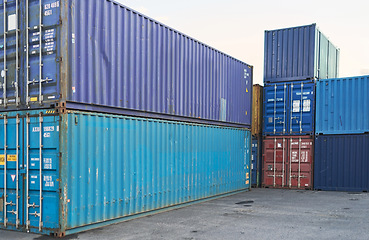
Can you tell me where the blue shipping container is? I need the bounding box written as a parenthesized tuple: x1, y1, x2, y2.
(314, 134, 369, 192)
(263, 81, 315, 135)
(0, 0, 252, 128)
(251, 137, 262, 187)
(0, 109, 251, 236)
(264, 23, 340, 83)
(315, 75, 369, 135)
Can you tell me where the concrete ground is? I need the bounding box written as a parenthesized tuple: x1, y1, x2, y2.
(1, 189, 368, 240)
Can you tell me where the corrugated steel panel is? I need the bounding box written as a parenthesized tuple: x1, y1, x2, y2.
(0, 109, 251, 236)
(264, 24, 340, 83)
(262, 136, 313, 189)
(314, 134, 369, 192)
(0, 0, 253, 127)
(263, 81, 315, 135)
(251, 137, 262, 187)
(252, 85, 263, 136)
(315, 76, 369, 135)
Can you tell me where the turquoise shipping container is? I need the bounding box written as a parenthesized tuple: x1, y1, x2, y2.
(0, 109, 251, 236)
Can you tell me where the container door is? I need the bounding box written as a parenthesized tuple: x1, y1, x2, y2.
(264, 84, 288, 135)
(251, 139, 257, 186)
(0, 114, 22, 229)
(287, 137, 313, 189)
(0, 0, 21, 108)
(289, 82, 315, 134)
(262, 137, 288, 188)
(24, 112, 60, 233)
(25, 0, 60, 108)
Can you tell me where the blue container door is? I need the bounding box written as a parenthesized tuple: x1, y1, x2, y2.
(25, 0, 60, 107)
(0, 114, 23, 230)
(25, 112, 60, 233)
(289, 82, 315, 134)
(0, 0, 21, 107)
(263, 83, 288, 135)
(251, 138, 261, 187)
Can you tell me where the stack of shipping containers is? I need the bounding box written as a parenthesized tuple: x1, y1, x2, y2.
(251, 85, 263, 187)
(314, 76, 369, 192)
(262, 24, 339, 189)
(0, 0, 253, 236)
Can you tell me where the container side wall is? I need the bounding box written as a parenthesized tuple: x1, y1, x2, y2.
(314, 134, 369, 192)
(315, 76, 369, 134)
(252, 85, 263, 136)
(63, 0, 251, 126)
(264, 24, 316, 83)
(264, 24, 339, 83)
(62, 112, 251, 230)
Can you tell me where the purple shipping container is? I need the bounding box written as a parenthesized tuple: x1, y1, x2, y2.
(0, 0, 253, 128)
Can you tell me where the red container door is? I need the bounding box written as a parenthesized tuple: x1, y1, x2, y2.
(262, 136, 313, 189)
(262, 137, 288, 188)
(288, 137, 313, 189)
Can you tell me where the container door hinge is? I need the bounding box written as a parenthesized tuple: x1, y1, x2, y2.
(56, 57, 62, 62)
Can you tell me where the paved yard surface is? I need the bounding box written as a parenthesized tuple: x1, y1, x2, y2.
(1, 189, 369, 240)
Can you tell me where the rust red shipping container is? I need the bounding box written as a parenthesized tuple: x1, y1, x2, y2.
(262, 136, 313, 190)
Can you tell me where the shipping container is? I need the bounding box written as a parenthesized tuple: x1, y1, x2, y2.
(252, 84, 263, 136)
(263, 81, 315, 135)
(251, 137, 262, 187)
(262, 136, 313, 189)
(0, 109, 251, 236)
(0, 0, 253, 128)
(314, 134, 369, 192)
(264, 23, 340, 83)
(315, 76, 369, 135)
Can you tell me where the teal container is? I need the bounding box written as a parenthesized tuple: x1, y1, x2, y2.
(0, 109, 251, 236)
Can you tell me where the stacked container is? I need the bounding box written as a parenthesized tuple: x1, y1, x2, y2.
(314, 76, 369, 192)
(251, 84, 263, 187)
(262, 24, 339, 190)
(0, 0, 253, 236)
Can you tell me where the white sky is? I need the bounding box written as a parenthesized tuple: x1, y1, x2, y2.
(114, 0, 369, 85)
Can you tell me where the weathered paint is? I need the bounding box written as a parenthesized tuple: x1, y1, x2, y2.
(315, 75, 369, 135)
(264, 24, 340, 83)
(314, 134, 369, 192)
(252, 85, 263, 137)
(0, 0, 252, 128)
(0, 109, 251, 236)
(263, 81, 315, 136)
(262, 136, 313, 189)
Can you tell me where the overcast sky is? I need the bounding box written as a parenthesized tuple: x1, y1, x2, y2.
(114, 0, 369, 85)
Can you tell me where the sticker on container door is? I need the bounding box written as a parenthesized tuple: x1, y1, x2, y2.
(303, 100, 311, 112)
(293, 100, 300, 112)
(0, 155, 16, 165)
(44, 176, 54, 187)
(7, 155, 17, 162)
(8, 14, 17, 31)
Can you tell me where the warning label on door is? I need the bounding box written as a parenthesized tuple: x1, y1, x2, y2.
(0, 155, 17, 165)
